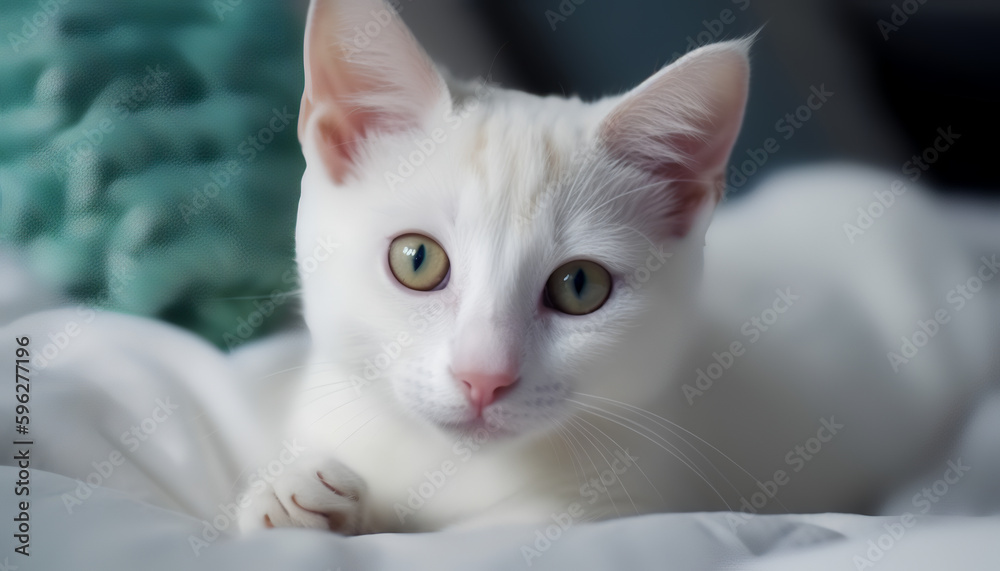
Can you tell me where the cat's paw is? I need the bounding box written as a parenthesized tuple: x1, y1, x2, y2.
(237, 455, 371, 535)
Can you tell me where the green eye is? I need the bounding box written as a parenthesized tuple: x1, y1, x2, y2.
(545, 260, 612, 315)
(388, 233, 450, 291)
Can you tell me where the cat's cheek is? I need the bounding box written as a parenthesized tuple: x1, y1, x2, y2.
(616, 284, 636, 303)
(408, 313, 429, 333)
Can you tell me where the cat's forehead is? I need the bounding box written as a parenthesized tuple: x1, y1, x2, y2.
(460, 95, 655, 260)
(387, 96, 656, 275)
(459, 92, 611, 206)
(349, 90, 663, 277)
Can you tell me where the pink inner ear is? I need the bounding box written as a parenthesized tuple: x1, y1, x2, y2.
(315, 112, 356, 185)
(308, 92, 384, 185)
(603, 128, 728, 238)
(599, 41, 750, 238)
(300, 5, 378, 184)
(662, 180, 717, 239)
(601, 120, 728, 239)
(298, 0, 449, 185)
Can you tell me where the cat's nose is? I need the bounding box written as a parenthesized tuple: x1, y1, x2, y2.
(457, 371, 519, 414)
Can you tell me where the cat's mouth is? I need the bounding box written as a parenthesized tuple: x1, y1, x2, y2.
(435, 410, 515, 440)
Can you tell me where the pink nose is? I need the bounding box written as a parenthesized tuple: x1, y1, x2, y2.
(458, 372, 518, 414)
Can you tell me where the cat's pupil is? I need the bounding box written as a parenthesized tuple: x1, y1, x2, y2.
(573, 268, 586, 297)
(412, 244, 426, 272)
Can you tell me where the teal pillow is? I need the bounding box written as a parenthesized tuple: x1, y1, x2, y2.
(0, 0, 307, 348)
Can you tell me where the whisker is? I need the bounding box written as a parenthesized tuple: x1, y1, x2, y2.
(544, 433, 572, 481)
(297, 389, 361, 411)
(572, 414, 663, 502)
(572, 392, 789, 512)
(568, 398, 712, 484)
(334, 411, 384, 449)
(581, 178, 667, 217)
(568, 417, 637, 516)
(251, 363, 312, 381)
(299, 380, 359, 393)
(485, 42, 508, 87)
(209, 292, 300, 301)
(226, 464, 254, 494)
(563, 420, 623, 518)
(308, 396, 376, 428)
(553, 425, 587, 487)
(568, 402, 733, 510)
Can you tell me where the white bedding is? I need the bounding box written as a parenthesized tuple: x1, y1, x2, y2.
(3, 308, 999, 570)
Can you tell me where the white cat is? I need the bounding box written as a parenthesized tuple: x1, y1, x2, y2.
(238, 0, 997, 534)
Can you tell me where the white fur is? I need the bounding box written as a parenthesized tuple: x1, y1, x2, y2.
(239, 0, 997, 534)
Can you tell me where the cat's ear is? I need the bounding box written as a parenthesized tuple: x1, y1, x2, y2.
(599, 39, 751, 238)
(299, 0, 450, 183)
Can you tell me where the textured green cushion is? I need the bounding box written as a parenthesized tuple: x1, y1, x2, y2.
(0, 0, 306, 347)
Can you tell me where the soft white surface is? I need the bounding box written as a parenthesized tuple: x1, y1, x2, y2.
(2, 308, 998, 570)
(4, 465, 1000, 571)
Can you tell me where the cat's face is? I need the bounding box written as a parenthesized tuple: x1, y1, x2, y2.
(294, 0, 749, 438)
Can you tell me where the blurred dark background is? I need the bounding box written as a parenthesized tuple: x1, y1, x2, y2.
(1, 0, 997, 346)
(405, 0, 999, 197)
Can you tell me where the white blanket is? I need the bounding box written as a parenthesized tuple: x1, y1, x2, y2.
(2, 308, 999, 570)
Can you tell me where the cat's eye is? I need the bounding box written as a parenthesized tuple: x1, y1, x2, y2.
(544, 260, 612, 315)
(388, 233, 450, 291)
